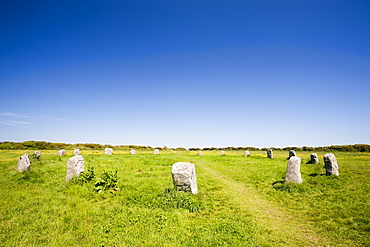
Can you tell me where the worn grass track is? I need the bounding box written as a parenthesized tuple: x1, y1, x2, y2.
(174, 153, 330, 246)
(197, 161, 324, 246)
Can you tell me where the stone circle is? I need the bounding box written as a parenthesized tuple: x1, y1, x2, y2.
(17, 154, 30, 172)
(171, 162, 198, 194)
(267, 149, 273, 159)
(307, 153, 319, 164)
(289, 150, 296, 158)
(66, 155, 84, 181)
(58, 149, 65, 156)
(324, 153, 339, 176)
(104, 148, 113, 155)
(285, 156, 302, 184)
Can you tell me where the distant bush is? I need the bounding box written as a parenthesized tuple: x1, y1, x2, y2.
(175, 147, 186, 151)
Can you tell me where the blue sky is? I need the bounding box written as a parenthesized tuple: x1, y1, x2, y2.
(1, 0, 369, 148)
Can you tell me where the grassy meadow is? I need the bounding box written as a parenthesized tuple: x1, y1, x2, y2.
(0, 149, 369, 246)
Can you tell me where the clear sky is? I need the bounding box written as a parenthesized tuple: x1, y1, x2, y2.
(1, 0, 369, 148)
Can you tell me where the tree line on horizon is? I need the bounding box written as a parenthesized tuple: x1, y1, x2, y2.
(0, 141, 369, 152)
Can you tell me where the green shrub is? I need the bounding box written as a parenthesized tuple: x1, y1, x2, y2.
(94, 170, 119, 193)
(79, 165, 95, 183)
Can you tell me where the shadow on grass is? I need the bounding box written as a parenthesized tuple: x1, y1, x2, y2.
(309, 173, 324, 177)
(272, 180, 308, 193)
(272, 180, 284, 186)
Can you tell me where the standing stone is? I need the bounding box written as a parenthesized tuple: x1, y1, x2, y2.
(66, 155, 84, 181)
(289, 150, 296, 159)
(285, 156, 302, 184)
(154, 149, 159, 155)
(244, 150, 250, 157)
(104, 148, 113, 155)
(17, 154, 30, 172)
(171, 162, 198, 194)
(267, 149, 273, 159)
(324, 153, 339, 176)
(34, 151, 41, 156)
(307, 153, 319, 164)
(58, 149, 65, 156)
(220, 151, 225, 156)
(198, 151, 203, 156)
(130, 149, 136, 155)
(74, 148, 80, 155)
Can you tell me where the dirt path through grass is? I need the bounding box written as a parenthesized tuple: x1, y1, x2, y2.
(195, 158, 331, 246)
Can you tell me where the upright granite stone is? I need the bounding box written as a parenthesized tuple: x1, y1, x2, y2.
(17, 154, 30, 172)
(171, 162, 198, 194)
(324, 153, 339, 176)
(154, 149, 159, 155)
(285, 156, 302, 184)
(66, 155, 84, 181)
(198, 151, 203, 156)
(289, 150, 296, 159)
(244, 150, 250, 157)
(130, 149, 136, 155)
(104, 148, 113, 155)
(34, 151, 41, 156)
(220, 151, 225, 156)
(267, 149, 273, 159)
(307, 153, 319, 164)
(58, 149, 65, 156)
(74, 149, 80, 155)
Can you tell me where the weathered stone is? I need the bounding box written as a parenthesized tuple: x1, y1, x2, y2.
(198, 151, 202, 156)
(17, 154, 30, 172)
(66, 155, 84, 181)
(74, 149, 80, 155)
(104, 148, 113, 155)
(324, 153, 339, 176)
(244, 150, 250, 157)
(171, 162, 198, 194)
(34, 151, 41, 156)
(267, 149, 273, 159)
(58, 149, 65, 156)
(289, 150, 296, 158)
(220, 151, 225, 156)
(130, 149, 136, 155)
(154, 149, 159, 155)
(285, 156, 302, 184)
(307, 153, 319, 164)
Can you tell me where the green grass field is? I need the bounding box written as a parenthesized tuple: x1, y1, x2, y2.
(1, 150, 369, 246)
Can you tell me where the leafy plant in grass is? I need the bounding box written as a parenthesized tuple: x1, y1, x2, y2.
(94, 170, 119, 193)
(79, 165, 95, 183)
